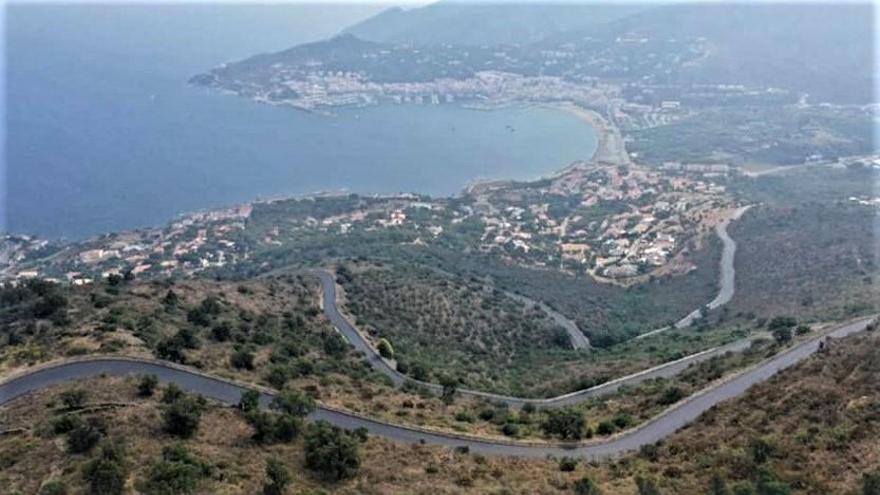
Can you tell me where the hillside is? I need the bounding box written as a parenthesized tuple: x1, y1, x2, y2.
(343, 2, 647, 46)
(2, 327, 877, 494)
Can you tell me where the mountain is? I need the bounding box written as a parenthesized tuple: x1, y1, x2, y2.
(552, 3, 874, 103)
(343, 1, 648, 46)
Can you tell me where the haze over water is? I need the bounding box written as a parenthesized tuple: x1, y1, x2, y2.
(5, 4, 597, 240)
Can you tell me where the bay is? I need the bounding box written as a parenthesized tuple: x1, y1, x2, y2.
(5, 4, 596, 239)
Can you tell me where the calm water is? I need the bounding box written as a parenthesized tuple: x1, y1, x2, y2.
(5, 5, 596, 240)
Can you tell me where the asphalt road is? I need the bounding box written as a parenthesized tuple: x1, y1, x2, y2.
(1, 318, 870, 459)
(310, 269, 752, 407)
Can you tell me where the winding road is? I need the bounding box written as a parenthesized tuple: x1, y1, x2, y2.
(1, 317, 871, 459)
(313, 268, 754, 407)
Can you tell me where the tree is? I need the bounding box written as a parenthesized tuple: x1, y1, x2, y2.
(138, 375, 159, 397)
(239, 389, 261, 413)
(145, 444, 207, 495)
(156, 337, 186, 363)
(265, 366, 290, 389)
(39, 480, 68, 495)
(596, 420, 616, 436)
(272, 390, 316, 417)
(58, 387, 88, 410)
(864, 470, 880, 495)
(636, 476, 661, 495)
(263, 458, 292, 495)
(708, 473, 731, 495)
(67, 417, 105, 453)
(230, 348, 255, 370)
(163, 395, 203, 438)
(33, 291, 68, 319)
(303, 421, 361, 481)
(438, 374, 458, 405)
(558, 457, 578, 472)
(660, 386, 686, 405)
(749, 437, 775, 464)
(322, 333, 348, 356)
(82, 440, 127, 495)
(795, 324, 811, 335)
(211, 321, 233, 342)
(542, 408, 587, 440)
(377, 338, 394, 359)
(771, 326, 792, 345)
(573, 476, 603, 495)
(162, 290, 179, 309)
(161, 383, 184, 404)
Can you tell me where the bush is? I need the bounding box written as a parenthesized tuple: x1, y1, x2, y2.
(245, 410, 303, 444)
(162, 395, 203, 439)
(230, 348, 255, 370)
(239, 389, 261, 413)
(377, 338, 394, 359)
(39, 480, 68, 495)
(82, 440, 127, 495)
(864, 470, 880, 495)
(211, 321, 233, 342)
(67, 417, 105, 453)
(573, 476, 602, 495)
(58, 387, 88, 410)
(659, 386, 687, 406)
(772, 326, 793, 345)
(749, 437, 775, 464)
(558, 457, 578, 472)
(161, 383, 184, 404)
(795, 324, 811, 335)
(263, 458, 292, 495)
(52, 413, 83, 434)
(596, 420, 616, 436)
(635, 476, 661, 495)
(708, 473, 729, 495)
(501, 423, 519, 437)
(138, 375, 159, 397)
(303, 421, 361, 481)
(272, 390, 316, 417)
(145, 444, 208, 495)
(542, 408, 587, 440)
(265, 366, 290, 389)
(322, 333, 348, 356)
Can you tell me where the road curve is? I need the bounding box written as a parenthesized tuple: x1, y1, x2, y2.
(503, 290, 590, 350)
(1, 317, 871, 459)
(637, 205, 751, 339)
(310, 268, 752, 407)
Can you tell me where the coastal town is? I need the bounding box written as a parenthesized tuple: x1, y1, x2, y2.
(3, 153, 740, 285)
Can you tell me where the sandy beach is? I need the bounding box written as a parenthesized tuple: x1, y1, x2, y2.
(554, 102, 631, 166)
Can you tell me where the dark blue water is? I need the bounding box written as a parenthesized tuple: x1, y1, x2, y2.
(5, 4, 596, 240)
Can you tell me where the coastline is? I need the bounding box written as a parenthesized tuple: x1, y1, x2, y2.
(550, 102, 630, 166)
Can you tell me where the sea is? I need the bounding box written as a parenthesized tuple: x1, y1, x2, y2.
(4, 4, 597, 240)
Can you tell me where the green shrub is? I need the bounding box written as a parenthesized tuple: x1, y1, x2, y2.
(573, 476, 603, 495)
(558, 457, 578, 472)
(67, 417, 105, 454)
(303, 421, 361, 481)
(542, 408, 587, 440)
(145, 444, 209, 495)
(82, 440, 127, 495)
(137, 375, 159, 397)
(239, 389, 261, 413)
(39, 480, 67, 495)
(262, 458, 292, 495)
(230, 348, 255, 370)
(58, 388, 88, 410)
(162, 395, 203, 439)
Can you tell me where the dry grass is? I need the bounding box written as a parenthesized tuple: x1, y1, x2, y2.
(3, 331, 877, 494)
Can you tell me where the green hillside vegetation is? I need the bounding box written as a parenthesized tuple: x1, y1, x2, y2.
(2, 330, 877, 494)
